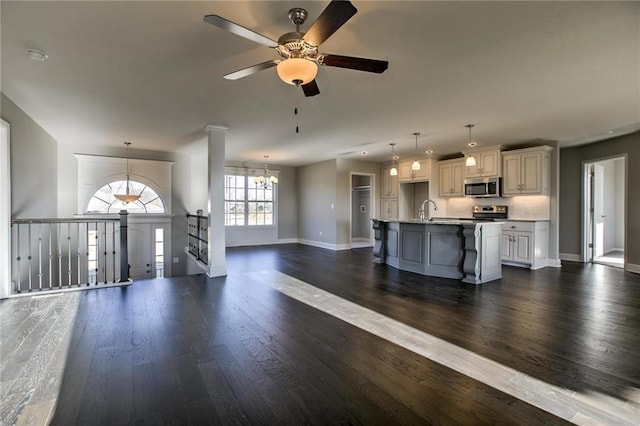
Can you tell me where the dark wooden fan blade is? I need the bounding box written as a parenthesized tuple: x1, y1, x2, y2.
(320, 54, 389, 73)
(302, 80, 320, 97)
(204, 14, 278, 48)
(223, 60, 279, 80)
(302, 1, 357, 47)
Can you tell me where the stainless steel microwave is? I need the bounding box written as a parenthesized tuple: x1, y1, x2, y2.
(464, 177, 501, 198)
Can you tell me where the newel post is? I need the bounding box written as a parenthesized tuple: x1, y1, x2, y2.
(119, 210, 129, 282)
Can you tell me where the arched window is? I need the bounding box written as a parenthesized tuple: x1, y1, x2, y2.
(86, 180, 165, 214)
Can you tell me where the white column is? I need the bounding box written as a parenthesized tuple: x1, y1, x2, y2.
(205, 124, 228, 277)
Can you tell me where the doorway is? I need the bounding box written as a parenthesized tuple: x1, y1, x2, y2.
(583, 156, 626, 268)
(350, 173, 374, 248)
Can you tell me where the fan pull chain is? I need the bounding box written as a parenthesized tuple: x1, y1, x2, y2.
(295, 90, 300, 134)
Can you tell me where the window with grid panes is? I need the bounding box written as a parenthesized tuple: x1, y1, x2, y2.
(224, 174, 275, 226)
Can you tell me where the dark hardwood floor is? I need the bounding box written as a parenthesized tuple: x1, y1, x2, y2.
(3, 244, 639, 425)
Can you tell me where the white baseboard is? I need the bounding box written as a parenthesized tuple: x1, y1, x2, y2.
(298, 239, 352, 251)
(206, 265, 227, 278)
(277, 238, 298, 244)
(626, 263, 640, 274)
(547, 258, 562, 268)
(560, 253, 582, 262)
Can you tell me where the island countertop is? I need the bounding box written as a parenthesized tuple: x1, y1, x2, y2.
(371, 217, 505, 225)
(371, 218, 504, 284)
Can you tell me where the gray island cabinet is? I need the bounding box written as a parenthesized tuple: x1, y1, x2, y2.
(372, 219, 504, 284)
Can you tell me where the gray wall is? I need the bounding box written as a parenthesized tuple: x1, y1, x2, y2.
(2, 94, 57, 218)
(276, 165, 297, 239)
(559, 131, 639, 265)
(297, 159, 337, 244)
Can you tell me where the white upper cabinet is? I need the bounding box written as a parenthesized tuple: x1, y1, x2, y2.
(464, 149, 501, 178)
(398, 159, 431, 182)
(380, 165, 398, 198)
(438, 158, 465, 197)
(502, 146, 553, 196)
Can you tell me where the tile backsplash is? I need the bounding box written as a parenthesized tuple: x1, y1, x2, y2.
(445, 195, 550, 220)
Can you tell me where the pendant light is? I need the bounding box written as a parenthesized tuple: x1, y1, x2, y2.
(389, 143, 398, 176)
(114, 142, 141, 204)
(465, 124, 477, 167)
(254, 155, 278, 189)
(411, 132, 421, 171)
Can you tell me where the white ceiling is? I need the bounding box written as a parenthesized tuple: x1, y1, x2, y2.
(2, 1, 639, 166)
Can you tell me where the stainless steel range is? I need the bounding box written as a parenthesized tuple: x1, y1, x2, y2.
(472, 205, 508, 220)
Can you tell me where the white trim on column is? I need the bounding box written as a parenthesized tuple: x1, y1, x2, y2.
(0, 120, 11, 299)
(205, 124, 229, 278)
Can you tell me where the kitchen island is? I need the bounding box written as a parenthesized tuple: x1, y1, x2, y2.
(372, 219, 504, 284)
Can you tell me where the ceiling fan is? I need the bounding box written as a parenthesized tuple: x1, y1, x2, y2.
(204, 0, 389, 97)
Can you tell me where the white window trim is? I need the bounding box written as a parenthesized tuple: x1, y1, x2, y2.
(224, 168, 279, 247)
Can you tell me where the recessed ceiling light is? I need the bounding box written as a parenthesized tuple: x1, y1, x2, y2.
(468, 142, 477, 147)
(27, 49, 48, 62)
(425, 149, 434, 155)
(607, 130, 614, 134)
(360, 151, 368, 155)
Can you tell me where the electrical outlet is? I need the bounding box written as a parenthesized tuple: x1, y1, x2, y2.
(173, 257, 179, 263)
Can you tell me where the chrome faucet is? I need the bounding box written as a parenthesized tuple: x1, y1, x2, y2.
(418, 199, 438, 221)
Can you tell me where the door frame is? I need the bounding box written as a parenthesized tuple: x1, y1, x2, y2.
(1, 120, 10, 298)
(581, 155, 627, 266)
(349, 172, 376, 248)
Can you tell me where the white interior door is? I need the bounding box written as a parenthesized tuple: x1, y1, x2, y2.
(592, 164, 605, 259)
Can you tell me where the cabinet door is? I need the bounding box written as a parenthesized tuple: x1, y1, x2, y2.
(502, 154, 522, 195)
(520, 152, 542, 193)
(398, 161, 413, 182)
(501, 233, 513, 261)
(412, 160, 430, 181)
(451, 161, 465, 196)
(381, 198, 398, 219)
(513, 231, 532, 263)
(439, 163, 452, 196)
(465, 158, 481, 178)
(480, 151, 499, 177)
(381, 166, 398, 197)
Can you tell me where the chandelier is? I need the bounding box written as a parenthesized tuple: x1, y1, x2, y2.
(114, 142, 141, 204)
(254, 156, 278, 189)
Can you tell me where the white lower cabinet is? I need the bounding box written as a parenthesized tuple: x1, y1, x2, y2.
(501, 221, 549, 269)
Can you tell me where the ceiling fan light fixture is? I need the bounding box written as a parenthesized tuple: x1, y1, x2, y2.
(276, 58, 317, 85)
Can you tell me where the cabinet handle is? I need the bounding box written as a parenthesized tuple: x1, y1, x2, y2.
(510, 226, 516, 229)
